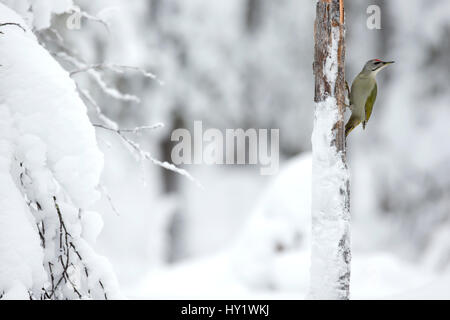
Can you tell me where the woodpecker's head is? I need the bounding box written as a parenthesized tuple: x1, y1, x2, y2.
(363, 59, 395, 74)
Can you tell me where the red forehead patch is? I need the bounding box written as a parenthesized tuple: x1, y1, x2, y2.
(375, 59, 381, 62)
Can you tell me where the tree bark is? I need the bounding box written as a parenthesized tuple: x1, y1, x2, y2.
(309, 0, 351, 300)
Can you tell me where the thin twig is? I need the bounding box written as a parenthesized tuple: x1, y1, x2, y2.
(0, 22, 26, 33)
(99, 184, 121, 216)
(70, 64, 164, 85)
(93, 122, 201, 187)
(93, 123, 164, 134)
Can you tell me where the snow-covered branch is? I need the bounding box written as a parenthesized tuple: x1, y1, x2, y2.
(70, 63, 164, 85)
(93, 123, 165, 134)
(0, 3, 121, 299)
(93, 123, 201, 187)
(51, 42, 196, 185)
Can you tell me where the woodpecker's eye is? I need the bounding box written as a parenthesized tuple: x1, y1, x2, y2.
(374, 61, 381, 65)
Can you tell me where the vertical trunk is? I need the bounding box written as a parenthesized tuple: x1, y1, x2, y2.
(309, 0, 351, 299)
(244, 0, 263, 34)
(161, 111, 186, 263)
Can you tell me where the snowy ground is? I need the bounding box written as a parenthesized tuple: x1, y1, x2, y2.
(123, 154, 450, 300)
(128, 250, 447, 300)
(1, 0, 449, 301)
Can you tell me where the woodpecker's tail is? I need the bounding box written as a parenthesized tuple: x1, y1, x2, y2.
(345, 118, 359, 138)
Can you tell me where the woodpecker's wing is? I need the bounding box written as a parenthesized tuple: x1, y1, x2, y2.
(363, 83, 377, 129)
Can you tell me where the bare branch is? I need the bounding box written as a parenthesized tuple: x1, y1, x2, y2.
(87, 69, 141, 103)
(93, 123, 202, 187)
(93, 123, 164, 134)
(0, 22, 26, 33)
(99, 184, 121, 216)
(52, 51, 140, 102)
(70, 64, 164, 85)
(76, 84, 119, 130)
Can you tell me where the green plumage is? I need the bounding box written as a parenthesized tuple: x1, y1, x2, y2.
(345, 59, 393, 138)
(345, 77, 377, 138)
(363, 83, 377, 129)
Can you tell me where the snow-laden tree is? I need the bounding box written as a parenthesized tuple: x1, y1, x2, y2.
(309, 0, 351, 300)
(0, 2, 123, 299)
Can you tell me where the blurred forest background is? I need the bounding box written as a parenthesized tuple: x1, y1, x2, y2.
(32, 0, 450, 298)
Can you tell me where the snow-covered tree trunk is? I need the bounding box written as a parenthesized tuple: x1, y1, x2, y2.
(309, 0, 351, 300)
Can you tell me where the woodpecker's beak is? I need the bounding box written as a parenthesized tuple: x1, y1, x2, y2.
(374, 60, 394, 72)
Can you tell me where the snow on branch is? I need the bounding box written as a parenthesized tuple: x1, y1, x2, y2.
(50, 47, 198, 186)
(60, 49, 199, 186)
(93, 123, 202, 188)
(49, 51, 139, 103)
(93, 123, 165, 134)
(0, 3, 121, 299)
(76, 84, 119, 130)
(70, 64, 164, 86)
(0, 0, 200, 300)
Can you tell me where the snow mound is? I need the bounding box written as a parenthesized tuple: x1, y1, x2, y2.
(231, 154, 312, 289)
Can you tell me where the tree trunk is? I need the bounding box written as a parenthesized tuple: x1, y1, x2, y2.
(309, 0, 351, 300)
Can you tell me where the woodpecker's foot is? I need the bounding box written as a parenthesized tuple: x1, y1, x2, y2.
(337, 98, 350, 110)
(345, 80, 351, 101)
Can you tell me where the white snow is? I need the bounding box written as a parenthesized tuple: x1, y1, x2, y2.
(0, 0, 73, 30)
(324, 27, 340, 92)
(0, 8, 102, 208)
(0, 0, 448, 301)
(310, 95, 350, 299)
(0, 3, 119, 299)
(231, 154, 311, 290)
(131, 154, 446, 300)
(0, 110, 47, 296)
(132, 250, 441, 300)
(80, 211, 104, 245)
